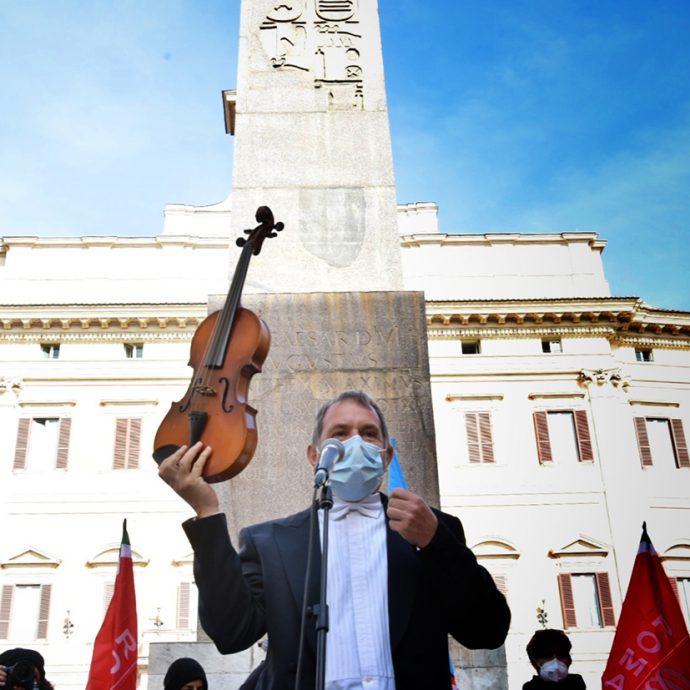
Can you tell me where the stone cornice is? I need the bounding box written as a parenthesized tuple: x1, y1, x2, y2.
(400, 231, 606, 251)
(428, 325, 617, 339)
(0, 303, 206, 338)
(426, 297, 690, 342)
(1, 331, 196, 344)
(0, 236, 231, 250)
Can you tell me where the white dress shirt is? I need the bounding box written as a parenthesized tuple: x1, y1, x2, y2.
(318, 494, 396, 690)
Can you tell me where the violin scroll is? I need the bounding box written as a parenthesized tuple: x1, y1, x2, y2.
(236, 206, 284, 253)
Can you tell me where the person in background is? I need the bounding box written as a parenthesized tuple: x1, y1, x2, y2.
(523, 629, 586, 688)
(163, 657, 208, 690)
(0, 648, 53, 690)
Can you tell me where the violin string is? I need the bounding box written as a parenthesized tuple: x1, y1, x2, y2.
(193, 232, 256, 397)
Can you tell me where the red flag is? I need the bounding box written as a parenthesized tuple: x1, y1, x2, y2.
(86, 520, 138, 690)
(602, 522, 690, 689)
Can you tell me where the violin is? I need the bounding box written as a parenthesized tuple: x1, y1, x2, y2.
(153, 206, 283, 482)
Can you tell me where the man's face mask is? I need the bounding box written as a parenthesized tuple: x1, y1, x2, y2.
(329, 435, 385, 501)
(538, 658, 569, 682)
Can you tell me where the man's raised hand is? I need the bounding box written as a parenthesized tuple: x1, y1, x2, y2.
(158, 442, 220, 519)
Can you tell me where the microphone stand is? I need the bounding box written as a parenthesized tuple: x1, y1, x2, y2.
(313, 480, 333, 690)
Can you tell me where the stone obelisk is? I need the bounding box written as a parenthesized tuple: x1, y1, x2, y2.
(231, 0, 404, 294)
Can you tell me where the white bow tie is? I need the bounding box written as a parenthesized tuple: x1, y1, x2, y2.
(329, 494, 383, 521)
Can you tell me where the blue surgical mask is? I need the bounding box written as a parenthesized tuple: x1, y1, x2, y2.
(329, 435, 385, 501)
(539, 659, 569, 682)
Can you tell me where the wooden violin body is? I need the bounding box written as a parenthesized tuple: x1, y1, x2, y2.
(153, 206, 282, 482)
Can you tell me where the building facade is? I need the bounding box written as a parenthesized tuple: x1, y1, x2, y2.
(1, 207, 689, 689)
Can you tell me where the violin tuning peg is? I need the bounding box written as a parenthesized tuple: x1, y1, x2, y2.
(274, 222, 285, 232)
(268, 231, 278, 238)
(236, 238, 246, 248)
(244, 228, 252, 235)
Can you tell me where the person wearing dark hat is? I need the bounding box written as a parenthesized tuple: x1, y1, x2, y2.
(163, 658, 208, 690)
(0, 648, 53, 690)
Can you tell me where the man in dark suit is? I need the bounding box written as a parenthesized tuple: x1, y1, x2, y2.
(160, 391, 510, 690)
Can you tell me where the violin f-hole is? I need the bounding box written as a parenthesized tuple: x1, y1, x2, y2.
(178, 378, 201, 413)
(219, 376, 235, 413)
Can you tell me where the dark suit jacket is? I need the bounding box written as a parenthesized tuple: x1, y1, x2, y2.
(183, 495, 510, 690)
(522, 674, 586, 689)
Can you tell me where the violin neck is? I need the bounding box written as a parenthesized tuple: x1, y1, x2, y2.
(205, 240, 254, 368)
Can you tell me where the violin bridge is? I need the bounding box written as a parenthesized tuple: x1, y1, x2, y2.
(193, 383, 217, 396)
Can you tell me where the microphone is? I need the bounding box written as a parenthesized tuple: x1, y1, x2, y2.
(314, 438, 345, 488)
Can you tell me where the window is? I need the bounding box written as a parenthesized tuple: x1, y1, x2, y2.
(124, 343, 144, 359)
(13, 417, 72, 471)
(40, 343, 60, 359)
(493, 574, 508, 600)
(533, 410, 594, 464)
(461, 340, 481, 355)
(635, 348, 653, 362)
(103, 583, 115, 614)
(558, 572, 615, 629)
(0, 584, 52, 640)
(113, 418, 142, 469)
(673, 577, 690, 628)
(542, 338, 563, 353)
(634, 417, 689, 468)
(177, 582, 191, 629)
(176, 581, 198, 630)
(464, 412, 495, 463)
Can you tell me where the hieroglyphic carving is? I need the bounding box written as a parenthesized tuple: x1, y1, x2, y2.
(315, 0, 356, 22)
(259, 1, 309, 71)
(259, 0, 363, 109)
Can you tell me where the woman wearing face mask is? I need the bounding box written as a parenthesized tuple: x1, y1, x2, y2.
(523, 629, 586, 688)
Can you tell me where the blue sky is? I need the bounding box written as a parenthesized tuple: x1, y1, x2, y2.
(1, 1, 689, 309)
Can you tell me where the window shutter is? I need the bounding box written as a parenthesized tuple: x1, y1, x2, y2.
(114, 418, 142, 469)
(128, 418, 142, 469)
(36, 584, 52, 639)
(14, 418, 31, 470)
(634, 417, 653, 467)
(493, 574, 508, 599)
(478, 412, 495, 463)
(0, 585, 13, 639)
(177, 582, 191, 629)
(596, 572, 616, 626)
(56, 418, 72, 469)
(574, 410, 594, 462)
(465, 413, 481, 463)
(670, 419, 690, 469)
(534, 411, 553, 463)
(104, 583, 115, 613)
(557, 573, 577, 628)
(114, 419, 127, 469)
